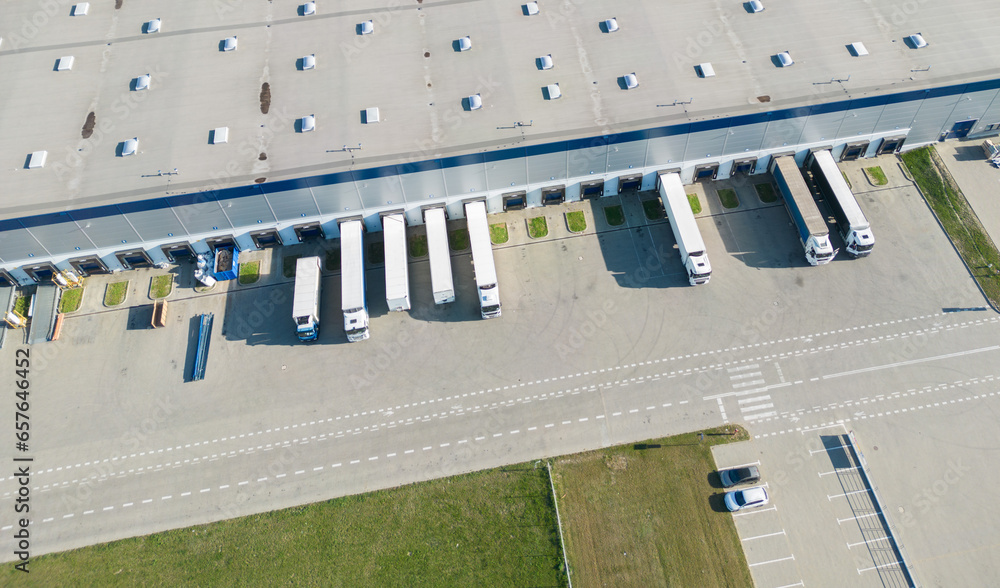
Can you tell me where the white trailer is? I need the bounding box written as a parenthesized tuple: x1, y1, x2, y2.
(464, 201, 501, 318)
(424, 207, 455, 304)
(808, 150, 875, 258)
(770, 156, 836, 265)
(292, 256, 322, 341)
(657, 172, 712, 285)
(382, 213, 411, 311)
(339, 219, 370, 342)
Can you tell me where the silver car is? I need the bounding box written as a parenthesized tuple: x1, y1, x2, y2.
(719, 465, 760, 488)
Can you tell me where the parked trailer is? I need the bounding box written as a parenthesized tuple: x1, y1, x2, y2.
(808, 150, 875, 258)
(464, 201, 501, 318)
(383, 213, 411, 312)
(769, 156, 836, 265)
(657, 172, 711, 285)
(424, 207, 455, 304)
(292, 256, 322, 341)
(339, 220, 370, 342)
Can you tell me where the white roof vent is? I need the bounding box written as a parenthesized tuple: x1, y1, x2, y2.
(212, 127, 229, 144)
(467, 94, 483, 111)
(545, 83, 562, 100)
(364, 107, 380, 123)
(538, 54, 553, 70)
(623, 73, 638, 89)
(300, 115, 316, 132)
(302, 2, 316, 16)
(72, 3, 89, 16)
(776, 51, 794, 67)
(908, 33, 927, 48)
(302, 54, 316, 70)
(134, 73, 151, 91)
(603, 18, 618, 33)
(122, 137, 139, 156)
(27, 151, 48, 169)
(222, 36, 238, 51)
(748, 0, 764, 13)
(457, 36, 472, 52)
(524, 2, 539, 15)
(360, 20, 374, 35)
(145, 18, 161, 34)
(849, 42, 869, 56)
(696, 63, 715, 77)
(56, 56, 75, 71)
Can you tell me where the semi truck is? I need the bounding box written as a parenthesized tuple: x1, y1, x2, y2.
(464, 200, 502, 318)
(657, 172, 712, 285)
(808, 149, 875, 258)
(339, 219, 370, 342)
(769, 155, 837, 265)
(382, 212, 411, 311)
(424, 207, 455, 304)
(292, 256, 322, 342)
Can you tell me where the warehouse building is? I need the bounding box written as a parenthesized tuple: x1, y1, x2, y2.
(2, 0, 1000, 285)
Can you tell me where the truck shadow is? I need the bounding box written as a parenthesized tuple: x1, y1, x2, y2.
(406, 254, 485, 323)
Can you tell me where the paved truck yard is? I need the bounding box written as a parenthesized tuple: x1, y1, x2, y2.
(1, 153, 998, 587)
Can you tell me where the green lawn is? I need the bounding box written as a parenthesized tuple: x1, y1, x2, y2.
(238, 261, 261, 285)
(104, 281, 128, 307)
(58, 288, 84, 313)
(717, 188, 740, 209)
(528, 216, 549, 239)
(490, 223, 509, 244)
(282, 255, 302, 278)
(409, 235, 428, 258)
(449, 228, 470, 251)
(13, 294, 32, 317)
(149, 274, 173, 298)
(368, 241, 385, 265)
(842, 171, 852, 189)
(688, 193, 702, 215)
(604, 205, 625, 226)
(553, 426, 752, 588)
(566, 211, 587, 233)
(642, 199, 664, 220)
(864, 166, 888, 186)
(901, 146, 1000, 308)
(7, 465, 568, 588)
(754, 182, 777, 203)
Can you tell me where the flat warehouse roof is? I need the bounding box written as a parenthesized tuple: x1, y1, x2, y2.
(2, 0, 1000, 219)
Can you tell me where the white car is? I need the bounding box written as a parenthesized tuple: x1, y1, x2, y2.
(604, 18, 618, 32)
(724, 486, 769, 512)
(467, 94, 482, 110)
(623, 73, 638, 89)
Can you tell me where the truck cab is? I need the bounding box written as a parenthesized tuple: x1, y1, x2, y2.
(845, 229, 875, 258)
(805, 235, 836, 265)
(296, 315, 319, 341)
(686, 252, 712, 285)
(344, 309, 369, 342)
(479, 283, 501, 319)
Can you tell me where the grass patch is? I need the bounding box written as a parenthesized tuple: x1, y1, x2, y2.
(282, 255, 302, 278)
(842, 171, 852, 189)
(865, 166, 888, 186)
(449, 228, 470, 251)
(901, 146, 1000, 308)
(13, 295, 32, 317)
(149, 275, 173, 299)
(104, 281, 128, 307)
(9, 463, 568, 588)
(566, 211, 587, 233)
(717, 188, 740, 209)
(368, 241, 385, 265)
(409, 235, 428, 258)
(238, 261, 261, 285)
(688, 193, 702, 215)
(604, 205, 625, 226)
(58, 288, 84, 313)
(489, 223, 509, 244)
(528, 216, 549, 239)
(642, 199, 664, 220)
(754, 182, 777, 203)
(554, 426, 752, 587)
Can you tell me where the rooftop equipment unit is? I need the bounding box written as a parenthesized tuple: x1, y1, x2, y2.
(748, 0, 764, 12)
(72, 3, 89, 15)
(538, 54, 553, 70)
(300, 115, 316, 132)
(468, 94, 483, 110)
(27, 151, 48, 169)
(122, 137, 139, 156)
(524, 2, 539, 15)
(145, 18, 161, 33)
(212, 127, 229, 144)
(777, 51, 793, 67)
(56, 56, 75, 71)
(223, 36, 238, 51)
(696, 63, 716, 77)
(849, 42, 869, 56)
(134, 73, 151, 91)
(302, 2, 316, 15)
(623, 73, 638, 89)
(909, 33, 927, 48)
(302, 54, 316, 70)
(458, 36, 472, 51)
(546, 83, 561, 99)
(603, 18, 618, 32)
(360, 20, 374, 35)
(365, 107, 380, 123)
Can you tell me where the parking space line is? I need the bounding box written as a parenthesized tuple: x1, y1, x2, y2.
(733, 506, 777, 517)
(847, 536, 891, 549)
(810, 443, 850, 454)
(858, 560, 904, 574)
(742, 530, 786, 542)
(819, 466, 860, 477)
(838, 511, 881, 525)
(748, 554, 795, 567)
(828, 488, 870, 501)
(773, 582, 805, 588)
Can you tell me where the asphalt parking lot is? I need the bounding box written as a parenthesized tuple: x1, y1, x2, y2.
(2, 153, 999, 587)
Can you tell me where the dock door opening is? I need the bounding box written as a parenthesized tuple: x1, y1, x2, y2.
(542, 185, 566, 205)
(0, 270, 15, 288)
(877, 136, 906, 155)
(293, 222, 324, 242)
(250, 229, 282, 249)
(68, 255, 109, 276)
(161, 242, 196, 262)
(502, 191, 526, 211)
(205, 236, 238, 253)
(695, 163, 719, 180)
(618, 173, 642, 193)
(22, 263, 58, 283)
(732, 158, 756, 175)
(840, 141, 869, 161)
(115, 248, 153, 269)
(580, 179, 604, 198)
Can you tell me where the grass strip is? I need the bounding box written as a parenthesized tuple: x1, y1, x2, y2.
(238, 261, 260, 285)
(13, 295, 32, 317)
(409, 235, 428, 258)
(282, 255, 302, 278)
(449, 228, 470, 251)
(864, 166, 888, 186)
(565, 211, 586, 233)
(528, 216, 549, 239)
(104, 281, 128, 307)
(490, 223, 509, 244)
(604, 205, 625, 226)
(901, 146, 1000, 308)
(642, 199, 664, 220)
(58, 288, 84, 313)
(717, 188, 740, 209)
(149, 275, 173, 298)
(754, 183, 777, 203)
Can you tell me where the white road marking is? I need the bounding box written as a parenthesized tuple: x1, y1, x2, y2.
(748, 554, 795, 567)
(823, 346, 1000, 380)
(742, 530, 786, 542)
